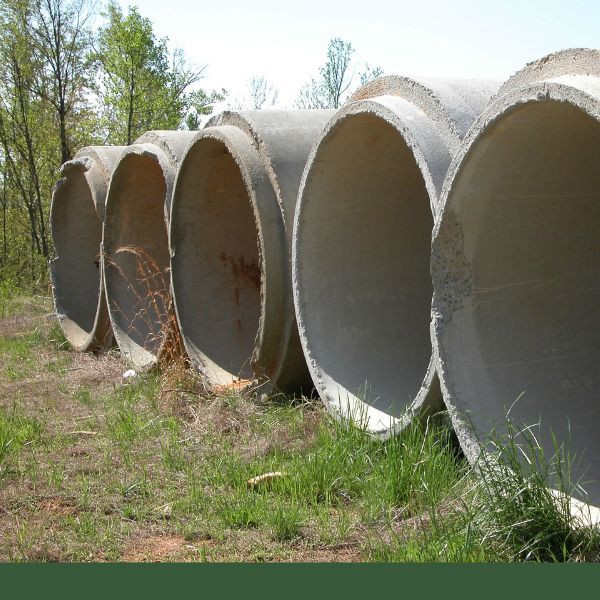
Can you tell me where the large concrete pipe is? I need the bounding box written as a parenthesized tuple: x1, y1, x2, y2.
(51, 146, 125, 352)
(170, 110, 333, 393)
(293, 77, 499, 437)
(103, 130, 196, 371)
(430, 49, 600, 507)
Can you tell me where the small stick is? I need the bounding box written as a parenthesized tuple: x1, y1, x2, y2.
(247, 471, 285, 490)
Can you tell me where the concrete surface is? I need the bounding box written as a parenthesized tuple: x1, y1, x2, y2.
(103, 131, 196, 370)
(293, 76, 499, 437)
(50, 146, 125, 352)
(431, 49, 600, 507)
(170, 111, 332, 393)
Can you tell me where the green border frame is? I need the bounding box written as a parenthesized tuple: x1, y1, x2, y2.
(1, 564, 598, 598)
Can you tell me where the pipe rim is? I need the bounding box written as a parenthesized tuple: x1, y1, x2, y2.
(431, 80, 600, 499)
(170, 126, 288, 390)
(50, 153, 111, 352)
(496, 48, 600, 99)
(293, 99, 447, 437)
(103, 143, 174, 371)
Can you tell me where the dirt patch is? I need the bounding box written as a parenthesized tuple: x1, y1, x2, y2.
(122, 534, 212, 562)
(212, 379, 252, 394)
(64, 351, 126, 388)
(39, 497, 79, 516)
(284, 543, 363, 563)
(0, 314, 47, 338)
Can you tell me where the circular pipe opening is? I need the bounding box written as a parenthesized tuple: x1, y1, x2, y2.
(51, 168, 103, 348)
(104, 153, 169, 368)
(172, 138, 261, 384)
(436, 99, 600, 503)
(296, 112, 434, 425)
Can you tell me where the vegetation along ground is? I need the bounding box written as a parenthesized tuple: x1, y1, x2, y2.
(1, 291, 600, 562)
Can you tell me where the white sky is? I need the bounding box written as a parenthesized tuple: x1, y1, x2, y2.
(113, 0, 600, 108)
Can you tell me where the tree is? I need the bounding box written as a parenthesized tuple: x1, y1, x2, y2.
(95, 2, 223, 144)
(0, 0, 53, 263)
(27, 0, 96, 163)
(0, 0, 227, 286)
(0, 0, 95, 283)
(296, 38, 383, 109)
(360, 64, 384, 86)
(184, 87, 227, 130)
(246, 75, 279, 109)
(229, 75, 279, 110)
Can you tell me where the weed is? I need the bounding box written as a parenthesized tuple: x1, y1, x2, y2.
(467, 417, 600, 561)
(105, 246, 183, 365)
(46, 463, 66, 489)
(367, 511, 489, 562)
(268, 502, 304, 541)
(74, 386, 93, 406)
(161, 432, 188, 472)
(217, 491, 265, 530)
(105, 374, 161, 448)
(0, 404, 43, 479)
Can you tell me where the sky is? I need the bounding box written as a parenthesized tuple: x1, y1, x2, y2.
(113, 0, 600, 109)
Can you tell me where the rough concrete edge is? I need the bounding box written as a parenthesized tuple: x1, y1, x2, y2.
(429, 76, 600, 512)
(102, 142, 176, 371)
(133, 131, 198, 222)
(351, 75, 501, 146)
(169, 125, 289, 393)
(206, 112, 286, 222)
(205, 110, 332, 394)
(292, 98, 453, 439)
(51, 147, 121, 353)
(496, 48, 600, 99)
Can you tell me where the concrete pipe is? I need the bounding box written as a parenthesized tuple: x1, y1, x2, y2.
(293, 77, 499, 437)
(103, 130, 196, 370)
(170, 110, 333, 393)
(430, 49, 600, 507)
(51, 146, 125, 352)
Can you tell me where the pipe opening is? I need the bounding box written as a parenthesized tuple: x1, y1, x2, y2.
(298, 112, 434, 419)
(441, 100, 600, 502)
(105, 153, 169, 365)
(172, 138, 261, 384)
(52, 169, 102, 346)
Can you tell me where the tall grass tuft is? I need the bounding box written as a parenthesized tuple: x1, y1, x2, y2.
(467, 417, 600, 561)
(0, 405, 43, 480)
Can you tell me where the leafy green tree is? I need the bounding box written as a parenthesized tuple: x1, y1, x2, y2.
(0, 0, 95, 284)
(0, 0, 53, 263)
(0, 0, 226, 286)
(296, 38, 383, 109)
(95, 2, 224, 144)
(360, 64, 384, 86)
(27, 0, 96, 163)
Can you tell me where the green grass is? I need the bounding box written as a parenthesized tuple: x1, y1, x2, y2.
(0, 321, 69, 381)
(0, 283, 50, 319)
(3, 295, 600, 562)
(366, 417, 600, 563)
(0, 404, 43, 480)
(105, 374, 163, 448)
(225, 411, 463, 521)
(466, 420, 600, 562)
(366, 511, 489, 562)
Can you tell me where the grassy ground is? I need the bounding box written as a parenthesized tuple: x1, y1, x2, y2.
(1, 292, 599, 562)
